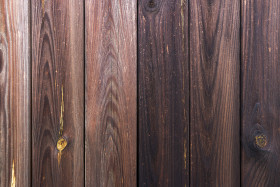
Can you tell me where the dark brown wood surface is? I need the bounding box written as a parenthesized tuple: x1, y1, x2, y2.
(85, 0, 137, 186)
(0, 0, 31, 186)
(242, 0, 280, 186)
(32, 0, 84, 186)
(2, 0, 280, 186)
(138, 0, 189, 186)
(190, 0, 240, 186)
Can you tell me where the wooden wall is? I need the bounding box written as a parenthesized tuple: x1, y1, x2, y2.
(0, 0, 280, 186)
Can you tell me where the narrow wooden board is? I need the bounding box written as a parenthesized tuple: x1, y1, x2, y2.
(85, 0, 137, 186)
(32, 0, 84, 186)
(190, 0, 240, 186)
(138, 0, 189, 186)
(242, 0, 280, 186)
(0, 0, 30, 186)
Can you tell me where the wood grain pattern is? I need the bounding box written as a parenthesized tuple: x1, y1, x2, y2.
(190, 0, 240, 186)
(32, 0, 84, 186)
(85, 0, 136, 186)
(0, 0, 30, 186)
(242, 0, 280, 186)
(138, 0, 189, 186)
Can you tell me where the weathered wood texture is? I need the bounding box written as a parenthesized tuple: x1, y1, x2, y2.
(32, 0, 84, 186)
(0, 0, 30, 186)
(85, 0, 137, 186)
(138, 0, 189, 186)
(242, 0, 280, 186)
(190, 0, 240, 186)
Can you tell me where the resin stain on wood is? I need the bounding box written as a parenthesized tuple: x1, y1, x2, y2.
(57, 85, 67, 165)
(59, 86, 64, 136)
(57, 137, 67, 165)
(11, 161, 15, 187)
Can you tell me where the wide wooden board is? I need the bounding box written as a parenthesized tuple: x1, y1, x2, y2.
(190, 0, 240, 186)
(242, 0, 280, 186)
(32, 0, 84, 186)
(0, 0, 30, 186)
(85, 0, 137, 186)
(138, 0, 189, 186)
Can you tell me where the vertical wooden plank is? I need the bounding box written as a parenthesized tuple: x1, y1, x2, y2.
(85, 0, 136, 186)
(0, 0, 30, 186)
(138, 0, 189, 186)
(190, 0, 240, 186)
(32, 0, 84, 186)
(242, 0, 280, 186)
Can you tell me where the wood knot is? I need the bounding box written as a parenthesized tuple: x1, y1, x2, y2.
(148, 0, 156, 8)
(245, 123, 270, 156)
(144, 0, 161, 12)
(57, 137, 67, 151)
(255, 134, 267, 149)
